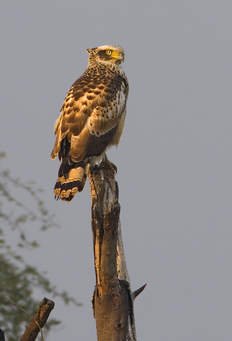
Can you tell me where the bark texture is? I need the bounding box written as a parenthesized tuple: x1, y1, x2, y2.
(88, 157, 137, 341)
(20, 297, 54, 341)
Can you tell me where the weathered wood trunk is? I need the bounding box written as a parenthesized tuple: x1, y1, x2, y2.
(88, 158, 137, 341)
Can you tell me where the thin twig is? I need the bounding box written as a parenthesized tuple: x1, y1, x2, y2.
(20, 297, 54, 341)
(0, 329, 5, 341)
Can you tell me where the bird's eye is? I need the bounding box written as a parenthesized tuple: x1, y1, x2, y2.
(105, 50, 112, 56)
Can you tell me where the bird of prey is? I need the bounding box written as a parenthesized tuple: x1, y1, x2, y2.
(51, 45, 129, 201)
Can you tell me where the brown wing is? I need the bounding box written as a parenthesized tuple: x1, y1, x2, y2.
(50, 85, 89, 160)
(51, 69, 128, 162)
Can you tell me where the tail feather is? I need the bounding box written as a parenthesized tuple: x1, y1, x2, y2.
(54, 166, 86, 201)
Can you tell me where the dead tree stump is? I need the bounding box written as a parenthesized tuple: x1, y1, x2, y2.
(88, 157, 145, 341)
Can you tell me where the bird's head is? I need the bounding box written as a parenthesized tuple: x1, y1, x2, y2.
(87, 45, 125, 66)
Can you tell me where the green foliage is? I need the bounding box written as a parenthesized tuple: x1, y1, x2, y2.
(0, 152, 81, 340)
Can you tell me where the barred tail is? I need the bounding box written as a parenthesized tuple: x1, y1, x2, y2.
(54, 165, 86, 201)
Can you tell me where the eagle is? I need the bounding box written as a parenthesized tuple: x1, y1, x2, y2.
(51, 45, 129, 201)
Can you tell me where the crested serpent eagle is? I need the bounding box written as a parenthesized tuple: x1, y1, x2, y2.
(51, 45, 129, 201)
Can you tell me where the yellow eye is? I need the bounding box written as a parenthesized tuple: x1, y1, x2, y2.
(106, 49, 112, 56)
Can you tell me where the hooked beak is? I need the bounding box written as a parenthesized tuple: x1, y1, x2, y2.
(111, 49, 124, 62)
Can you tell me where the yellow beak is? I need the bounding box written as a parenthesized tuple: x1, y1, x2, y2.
(111, 50, 124, 61)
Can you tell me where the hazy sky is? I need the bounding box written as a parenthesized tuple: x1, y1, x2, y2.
(1, 1, 232, 340)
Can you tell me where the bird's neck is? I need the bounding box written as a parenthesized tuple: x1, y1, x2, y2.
(88, 60, 122, 74)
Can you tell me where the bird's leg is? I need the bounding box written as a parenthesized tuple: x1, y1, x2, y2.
(89, 153, 106, 172)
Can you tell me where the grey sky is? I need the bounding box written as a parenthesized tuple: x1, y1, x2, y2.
(1, 0, 232, 340)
